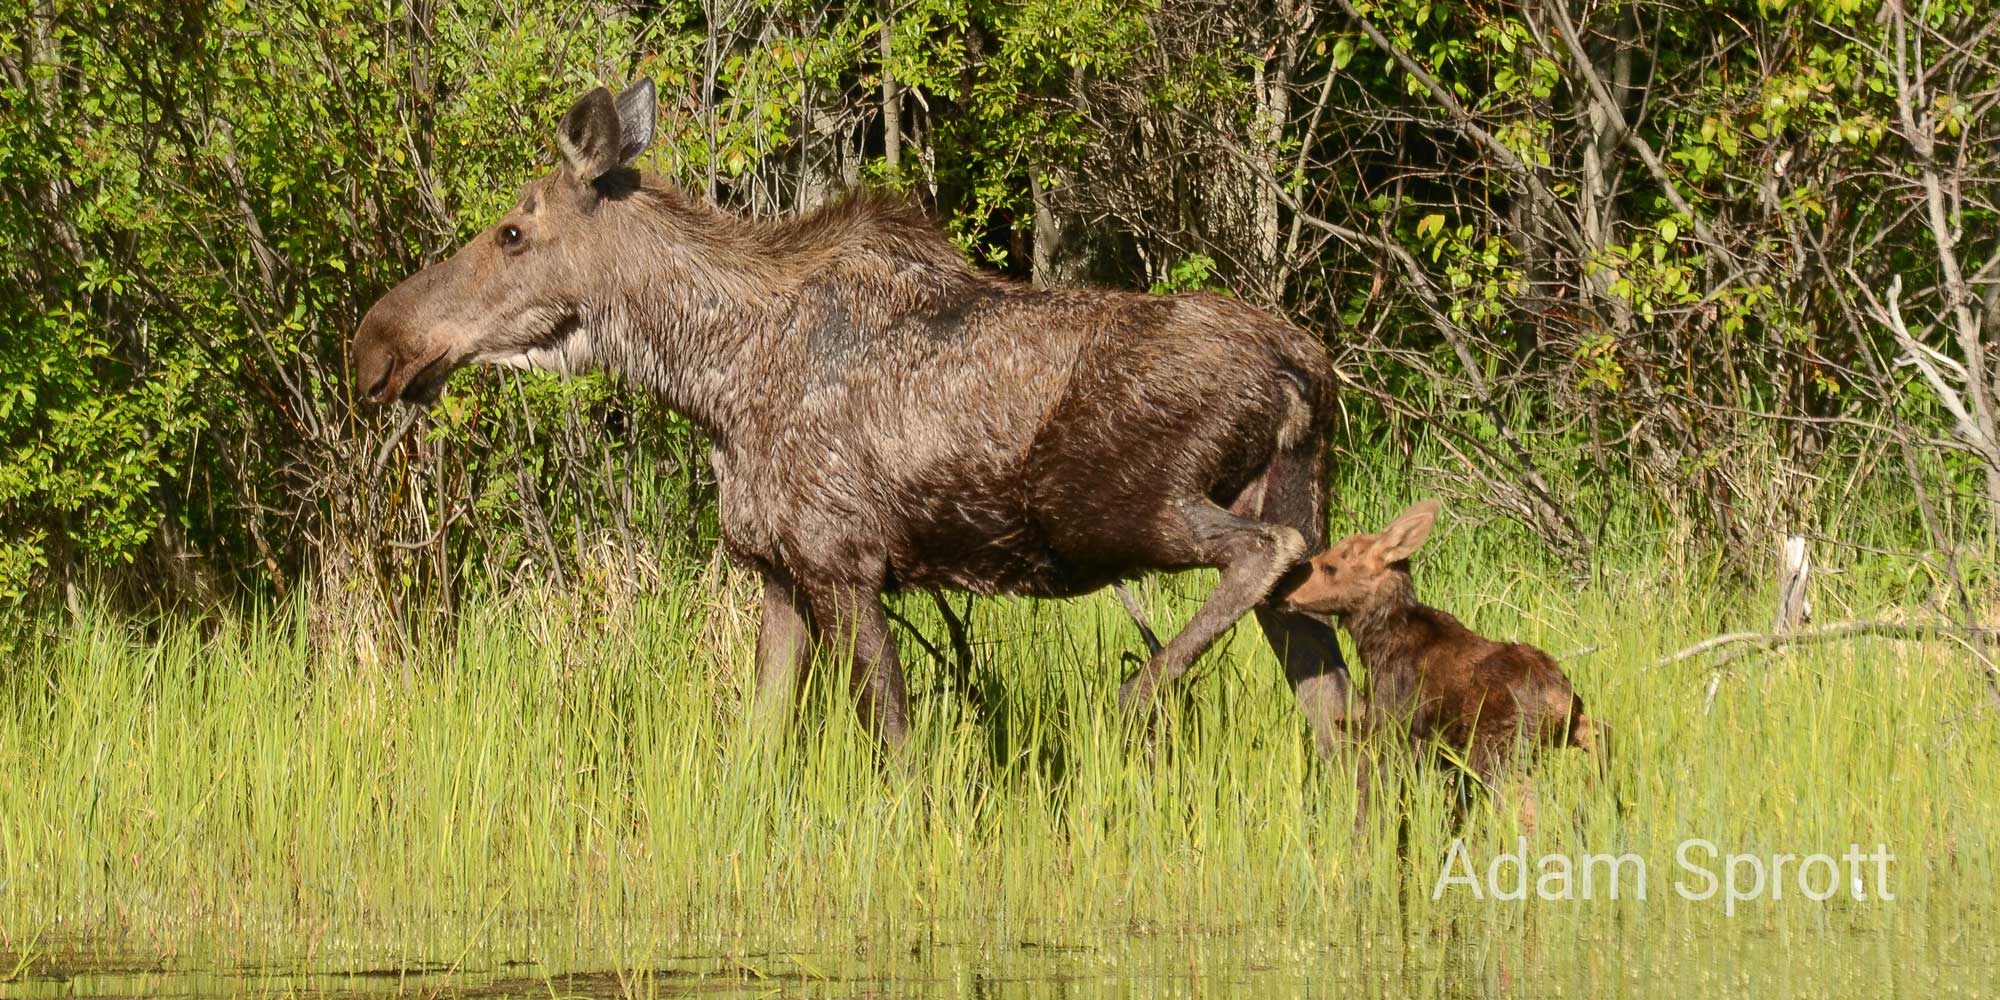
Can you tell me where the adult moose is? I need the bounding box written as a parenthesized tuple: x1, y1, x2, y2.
(352, 80, 1353, 749)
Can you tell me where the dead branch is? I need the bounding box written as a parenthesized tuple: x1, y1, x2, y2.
(1652, 619, 2000, 670)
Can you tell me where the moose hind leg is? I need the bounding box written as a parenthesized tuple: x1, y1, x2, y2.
(1246, 442, 1358, 754)
(1117, 500, 1306, 710)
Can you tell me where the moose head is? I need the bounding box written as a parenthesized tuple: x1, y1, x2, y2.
(1282, 499, 1441, 618)
(352, 80, 658, 404)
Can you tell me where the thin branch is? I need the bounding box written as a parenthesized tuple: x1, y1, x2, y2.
(1330, 0, 1584, 250)
(1115, 583, 1164, 657)
(883, 599, 954, 676)
(1856, 272, 2000, 461)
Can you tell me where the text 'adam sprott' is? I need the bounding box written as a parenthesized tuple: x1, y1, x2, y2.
(1432, 838, 1896, 915)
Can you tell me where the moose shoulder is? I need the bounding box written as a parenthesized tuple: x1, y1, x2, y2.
(352, 80, 1355, 748)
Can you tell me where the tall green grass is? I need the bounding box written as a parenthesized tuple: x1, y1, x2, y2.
(2, 497, 1996, 996)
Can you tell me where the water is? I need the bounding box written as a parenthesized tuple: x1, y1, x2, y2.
(8, 920, 1992, 998)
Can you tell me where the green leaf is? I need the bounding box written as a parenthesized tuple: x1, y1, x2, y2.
(1332, 38, 1356, 71)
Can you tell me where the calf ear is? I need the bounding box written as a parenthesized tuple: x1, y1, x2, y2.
(613, 78, 656, 165)
(558, 86, 624, 181)
(1375, 499, 1442, 563)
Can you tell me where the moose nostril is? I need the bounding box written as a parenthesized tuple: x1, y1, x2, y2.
(364, 358, 396, 401)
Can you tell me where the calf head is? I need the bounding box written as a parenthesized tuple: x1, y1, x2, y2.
(1282, 499, 1440, 616)
(352, 81, 658, 404)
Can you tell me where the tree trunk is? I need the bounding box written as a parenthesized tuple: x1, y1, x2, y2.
(879, 0, 900, 172)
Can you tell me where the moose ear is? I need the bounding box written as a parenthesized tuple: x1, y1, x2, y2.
(613, 78, 656, 165)
(1374, 499, 1441, 563)
(558, 86, 623, 181)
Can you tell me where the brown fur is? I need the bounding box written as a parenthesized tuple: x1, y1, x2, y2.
(1281, 501, 1604, 820)
(351, 81, 1356, 747)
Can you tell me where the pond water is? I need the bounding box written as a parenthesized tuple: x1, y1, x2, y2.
(6, 924, 1989, 999)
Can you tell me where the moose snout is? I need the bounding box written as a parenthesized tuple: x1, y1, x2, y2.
(1269, 559, 1316, 609)
(356, 348, 397, 403)
(352, 253, 473, 404)
(351, 317, 402, 403)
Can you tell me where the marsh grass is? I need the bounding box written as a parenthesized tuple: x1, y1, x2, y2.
(2, 498, 1997, 997)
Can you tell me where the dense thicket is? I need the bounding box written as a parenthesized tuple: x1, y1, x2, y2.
(2, 0, 1995, 616)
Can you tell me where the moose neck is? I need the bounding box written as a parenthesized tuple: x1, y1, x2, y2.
(584, 278, 773, 448)
(580, 201, 800, 448)
(1343, 575, 1427, 680)
(567, 184, 977, 449)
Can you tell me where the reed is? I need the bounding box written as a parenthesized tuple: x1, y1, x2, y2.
(1, 492, 1994, 997)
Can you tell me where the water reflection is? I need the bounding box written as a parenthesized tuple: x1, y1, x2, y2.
(3, 920, 1987, 999)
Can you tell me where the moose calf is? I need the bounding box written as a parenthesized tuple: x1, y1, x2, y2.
(1281, 500, 1603, 825)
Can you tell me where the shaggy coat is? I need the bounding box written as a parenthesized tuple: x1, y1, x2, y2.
(352, 81, 1354, 745)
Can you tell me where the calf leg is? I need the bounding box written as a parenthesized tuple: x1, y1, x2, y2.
(752, 570, 814, 732)
(1117, 499, 1306, 710)
(1468, 735, 1537, 834)
(805, 582, 912, 746)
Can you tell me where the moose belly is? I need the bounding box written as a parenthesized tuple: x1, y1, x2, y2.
(886, 501, 1115, 598)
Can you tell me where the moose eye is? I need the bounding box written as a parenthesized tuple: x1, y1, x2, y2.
(498, 224, 524, 250)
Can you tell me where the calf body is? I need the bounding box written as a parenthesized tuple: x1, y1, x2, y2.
(351, 81, 1355, 747)
(1342, 600, 1596, 778)
(1283, 501, 1602, 814)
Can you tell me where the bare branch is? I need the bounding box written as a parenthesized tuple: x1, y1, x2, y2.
(1652, 619, 2000, 671)
(1541, 0, 1730, 258)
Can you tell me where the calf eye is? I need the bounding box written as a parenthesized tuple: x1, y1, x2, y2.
(498, 224, 524, 249)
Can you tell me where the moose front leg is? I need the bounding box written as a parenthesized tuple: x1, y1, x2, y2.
(1250, 440, 1359, 757)
(1118, 500, 1306, 710)
(805, 581, 912, 746)
(752, 569, 815, 732)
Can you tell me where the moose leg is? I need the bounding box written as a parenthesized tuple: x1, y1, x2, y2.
(1113, 582, 1165, 657)
(1469, 736, 1536, 834)
(1572, 713, 1612, 771)
(805, 582, 913, 746)
(752, 570, 815, 731)
(1248, 442, 1359, 754)
(1117, 500, 1306, 710)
